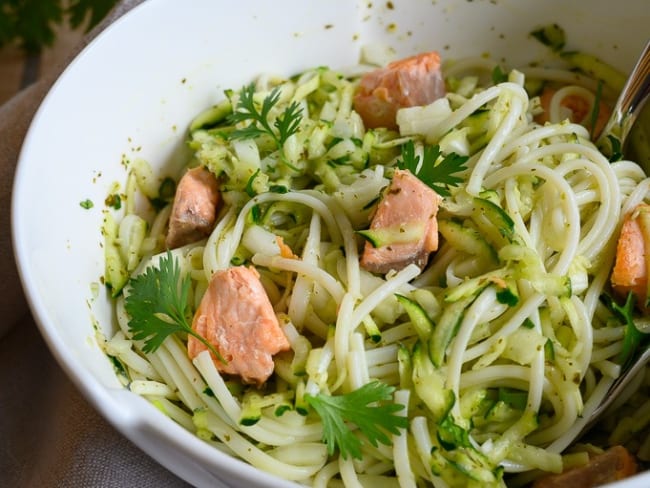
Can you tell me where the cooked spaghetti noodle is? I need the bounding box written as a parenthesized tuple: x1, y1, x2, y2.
(101, 51, 650, 487)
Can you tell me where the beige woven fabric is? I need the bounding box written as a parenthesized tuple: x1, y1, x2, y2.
(0, 2, 189, 486)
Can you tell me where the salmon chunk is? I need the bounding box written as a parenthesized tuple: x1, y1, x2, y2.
(353, 51, 446, 130)
(536, 86, 611, 138)
(611, 203, 650, 306)
(188, 266, 290, 385)
(166, 166, 220, 249)
(532, 445, 637, 488)
(360, 168, 442, 274)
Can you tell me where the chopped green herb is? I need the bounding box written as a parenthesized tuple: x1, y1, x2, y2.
(149, 177, 178, 210)
(522, 318, 536, 329)
(108, 354, 128, 378)
(326, 136, 344, 150)
(245, 168, 261, 197)
(124, 251, 226, 363)
(158, 177, 177, 200)
(492, 65, 508, 85)
(304, 381, 408, 460)
(530, 24, 566, 52)
(104, 193, 122, 210)
(601, 292, 649, 369)
(274, 404, 292, 416)
(328, 155, 352, 166)
(249, 205, 262, 224)
(80, 198, 94, 209)
(269, 185, 289, 194)
(230, 256, 246, 266)
(544, 338, 555, 361)
(498, 387, 528, 410)
(397, 140, 468, 197)
(607, 134, 623, 162)
(495, 279, 519, 307)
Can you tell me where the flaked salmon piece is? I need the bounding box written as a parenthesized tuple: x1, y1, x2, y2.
(360, 168, 442, 274)
(188, 266, 290, 386)
(536, 86, 611, 138)
(276, 236, 297, 259)
(353, 51, 446, 130)
(611, 203, 650, 306)
(166, 166, 220, 249)
(532, 445, 638, 488)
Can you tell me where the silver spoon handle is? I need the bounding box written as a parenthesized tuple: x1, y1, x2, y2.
(577, 347, 650, 440)
(600, 40, 650, 143)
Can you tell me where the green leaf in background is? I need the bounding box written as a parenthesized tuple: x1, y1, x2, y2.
(67, 0, 118, 31)
(0, 0, 64, 53)
(0, 0, 119, 53)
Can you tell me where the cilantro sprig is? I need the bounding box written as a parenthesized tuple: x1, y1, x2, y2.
(124, 251, 226, 363)
(228, 83, 303, 169)
(397, 140, 468, 197)
(304, 381, 408, 460)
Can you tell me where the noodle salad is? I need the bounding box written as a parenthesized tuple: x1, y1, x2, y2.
(100, 35, 650, 487)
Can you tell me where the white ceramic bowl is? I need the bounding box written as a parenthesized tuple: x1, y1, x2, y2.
(12, 0, 650, 486)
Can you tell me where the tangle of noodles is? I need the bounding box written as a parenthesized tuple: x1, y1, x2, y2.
(100, 51, 650, 487)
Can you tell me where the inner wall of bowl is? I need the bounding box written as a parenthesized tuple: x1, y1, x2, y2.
(362, 0, 647, 71)
(13, 0, 649, 486)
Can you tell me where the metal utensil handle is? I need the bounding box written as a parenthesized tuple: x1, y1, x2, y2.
(577, 347, 650, 440)
(602, 40, 650, 142)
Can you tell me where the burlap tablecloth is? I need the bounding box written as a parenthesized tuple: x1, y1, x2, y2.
(0, 1, 190, 486)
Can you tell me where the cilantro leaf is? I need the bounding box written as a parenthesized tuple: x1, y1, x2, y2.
(124, 251, 226, 362)
(601, 292, 649, 369)
(228, 83, 303, 170)
(397, 140, 468, 197)
(275, 99, 303, 146)
(304, 381, 408, 460)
